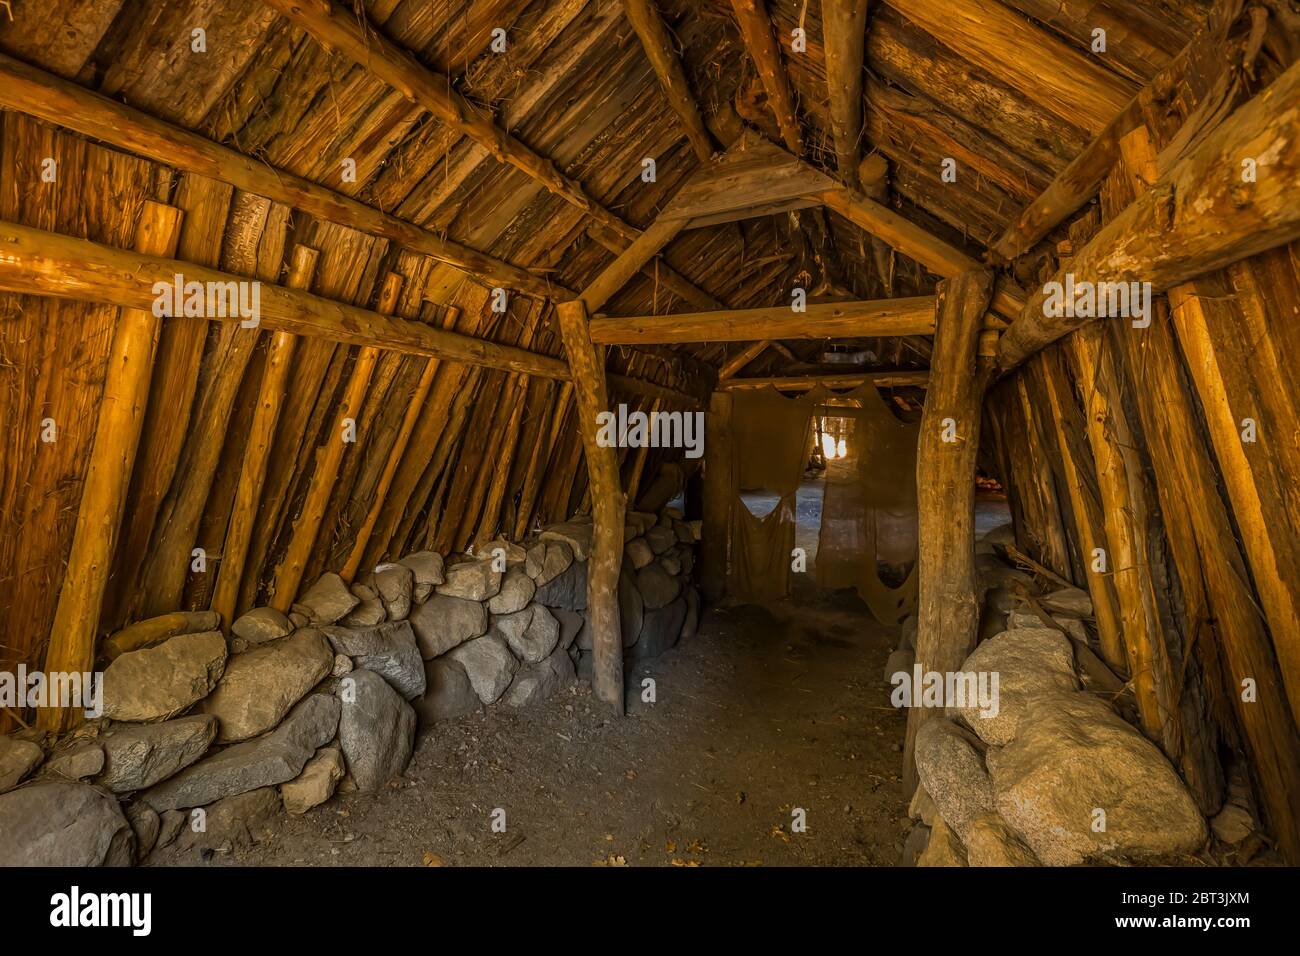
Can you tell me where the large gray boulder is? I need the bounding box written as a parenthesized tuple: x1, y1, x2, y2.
(540, 520, 593, 560)
(143, 694, 340, 812)
(297, 572, 360, 625)
(634, 562, 680, 609)
(337, 669, 415, 792)
(231, 606, 292, 645)
(534, 558, 587, 610)
(914, 718, 994, 841)
(409, 593, 488, 659)
(399, 551, 445, 587)
(624, 537, 654, 570)
(630, 597, 687, 660)
(340, 597, 386, 628)
(36, 741, 104, 782)
(97, 715, 219, 793)
(503, 647, 575, 709)
(102, 630, 228, 722)
(0, 781, 135, 866)
(487, 567, 536, 615)
(436, 556, 502, 602)
(916, 816, 967, 867)
(955, 628, 1079, 745)
(552, 608, 585, 651)
(1039, 587, 1092, 618)
(199, 629, 333, 742)
(964, 812, 1040, 867)
(413, 658, 481, 725)
(447, 634, 518, 705)
(322, 620, 425, 701)
(620, 573, 644, 648)
(0, 736, 43, 793)
(174, 787, 281, 853)
(644, 524, 676, 555)
(281, 746, 345, 815)
(531, 541, 574, 587)
(374, 564, 415, 621)
(987, 694, 1207, 866)
(494, 604, 560, 664)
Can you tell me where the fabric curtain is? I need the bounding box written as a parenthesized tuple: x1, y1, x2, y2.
(814, 383, 920, 624)
(727, 388, 810, 603)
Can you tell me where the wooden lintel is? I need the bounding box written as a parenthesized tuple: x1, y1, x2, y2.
(590, 296, 946, 345)
(719, 371, 929, 391)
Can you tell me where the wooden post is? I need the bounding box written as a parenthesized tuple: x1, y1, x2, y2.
(269, 276, 403, 610)
(38, 201, 183, 732)
(902, 269, 993, 792)
(730, 0, 804, 153)
(822, 0, 871, 187)
(701, 390, 735, 603)
(209, 245, 320, 625)
(555, 300, 625, 713)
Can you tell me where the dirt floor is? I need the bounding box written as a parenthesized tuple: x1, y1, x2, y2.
(187, 575, 910, 868)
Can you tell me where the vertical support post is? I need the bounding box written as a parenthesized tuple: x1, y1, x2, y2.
(39, 200, 184, 732)
(701, 390, 734, 603)
(903, 269, 994, 792)
(556, 300, 626, 713)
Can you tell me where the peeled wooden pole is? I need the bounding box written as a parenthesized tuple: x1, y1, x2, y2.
(717, 340, 771, 380)
(730, 0, 803, 153)
(38, 201, 183, 733)
(270, 275, 404, 610)
(998, 58, 1300, 369)
(625, 0, 716, 161)
(902, 269, 994, 793)
(822, 0, 871, 187)
(700, 391, 735, 603)
(341, 306, 460, 581)
(0, 220, 568, 380)
(591, 296, 939, 344)
(556, 300, 625, 713)
(210, 245, 321, 625)
(719, 371, 928, 390)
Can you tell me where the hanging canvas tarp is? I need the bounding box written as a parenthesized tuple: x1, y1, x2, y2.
(727, 387, 811, 603)
(813, 384, 920, 624)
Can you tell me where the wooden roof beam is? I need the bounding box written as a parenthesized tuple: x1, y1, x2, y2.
(823, 0, 872, 188)
(819, 186, 1025, 321)
(624, 0, 717, 161)
(590, 296, 941, 344)
(990, 12, 1229, 263)
(719, 371, 928, 391)
(730, 0, 804, 153)
(997, 58, 1300, 369)
(718, 340, 773, 379)
(0, 220, 570, 379)
(0, 52, 557, 300)
(884, 0, 1137, 136)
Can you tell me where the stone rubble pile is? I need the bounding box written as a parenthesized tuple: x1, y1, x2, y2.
(0, 509, 699, 866)
(896, 521, 1218, 867)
